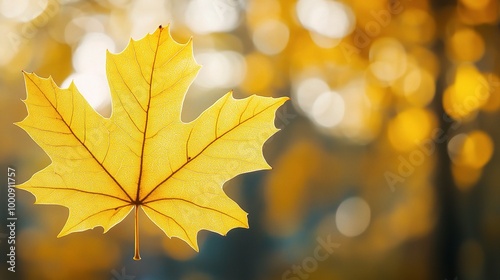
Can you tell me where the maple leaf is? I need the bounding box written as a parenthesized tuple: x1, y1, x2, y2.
(16, 25, 288, 260)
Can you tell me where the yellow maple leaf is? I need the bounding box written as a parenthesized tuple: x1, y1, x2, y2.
(16, 25, 288, 260)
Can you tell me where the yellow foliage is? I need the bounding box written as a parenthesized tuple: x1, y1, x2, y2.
(16, 26, 288, 259)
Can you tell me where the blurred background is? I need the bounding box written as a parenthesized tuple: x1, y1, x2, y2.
(1, 0, 500, 279)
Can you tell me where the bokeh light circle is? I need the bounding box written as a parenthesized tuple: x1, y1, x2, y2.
(336, 197, 371, 237)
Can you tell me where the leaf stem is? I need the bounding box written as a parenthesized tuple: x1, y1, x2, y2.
(133, 206, 141, 260)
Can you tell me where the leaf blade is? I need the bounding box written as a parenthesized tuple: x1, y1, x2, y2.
(17, 26, 288, 257)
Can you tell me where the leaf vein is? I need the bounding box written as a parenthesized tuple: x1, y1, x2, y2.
(140, 101, 279, 202)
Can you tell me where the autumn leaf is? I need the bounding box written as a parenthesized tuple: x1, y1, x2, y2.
(16, 25, 288, 260)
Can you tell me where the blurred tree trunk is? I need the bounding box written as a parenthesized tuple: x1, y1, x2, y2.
(431, 0, 460, 279)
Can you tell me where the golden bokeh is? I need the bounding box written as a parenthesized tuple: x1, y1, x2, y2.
(240, 52, 275, 95)
(443, 64, 489, 119)
(392, 66, 435, 107)
(452, 163, 483, 190)
(398, 8, 435, 44)
(460, 0, 491, 10)
(447, 28, 485, 62)
(481, 73, 500, 112)
(387, 108, 436, 151)
(449, 130, 494, 169)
